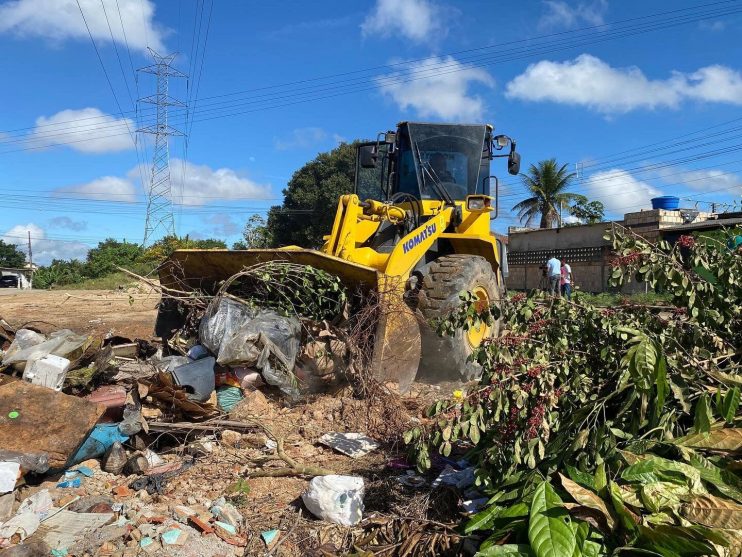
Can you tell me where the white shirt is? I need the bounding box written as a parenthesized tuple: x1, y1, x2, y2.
(547, 257, 561, 277)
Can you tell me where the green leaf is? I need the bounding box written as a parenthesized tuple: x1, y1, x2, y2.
(475, 544, 534, 557)
(528, 481, 577, 557)
(676, 428, 742, 452)
(609, 482, 639, 532)
(465, 504, 502, 534)
(470, 424, 481, 445)
(621, 457, 702, 489)
(402, 430, 413, 444)
(687, 452, 742, 503)
(720, 387, 740, 424)
(692, 395, 713, 434)
(565, 465, 596, 490)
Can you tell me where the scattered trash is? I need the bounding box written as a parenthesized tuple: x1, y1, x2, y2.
(187, 344, 209, 361)
(71, 423, 129, 466)
(86, 385, 126, 421)
(215, 385, 243, 412)
(160, 527, 188, 546)
(261, 528, 280, 547)
(35, 509, 114, 552)
(0, 512, 40, 541)
(0, 462, 20, 494)
(56, 477, 82, 489)
(302, 475, 365, 526)
(17, 489, 53, 518)
(210, 497, 243, 530)
(102, 442, 127, 475)
(171, 357, 216, 403)
(22, 354, 70, 391)
(319, 432, 380, 458)
(396, 469, 426, 488)
(462, 497, 489, 514)
(431, 465, 476, 490)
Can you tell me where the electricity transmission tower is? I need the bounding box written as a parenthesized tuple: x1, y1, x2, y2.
(138, 48, 187, 246)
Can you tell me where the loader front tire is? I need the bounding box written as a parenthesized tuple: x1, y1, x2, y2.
(417, 255, 500, 383)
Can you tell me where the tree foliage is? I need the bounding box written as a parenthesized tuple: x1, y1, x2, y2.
(0, 239, 26, 268)
(569, 197, 605, 224)
(513, 159, 582, 228)
(408, 226, 742, 556)
(265, 141, 359, 248)
(33, 236, 226, 289)
(85, 238, 143, 278)
(233, 214, 271, 250)
(140, 235, 227, 263)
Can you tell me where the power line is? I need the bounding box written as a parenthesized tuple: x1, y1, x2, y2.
(100, 0, 135, 109)
(2, 1, 738, 149)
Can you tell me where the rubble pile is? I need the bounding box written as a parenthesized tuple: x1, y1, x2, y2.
(0, 278, 478, 556)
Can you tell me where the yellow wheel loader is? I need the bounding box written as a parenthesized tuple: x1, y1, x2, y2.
(156, 122, 520, 387)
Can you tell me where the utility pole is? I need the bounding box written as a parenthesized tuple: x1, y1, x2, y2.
(138, 48, 187, 246)
(27, 230, 33, 289)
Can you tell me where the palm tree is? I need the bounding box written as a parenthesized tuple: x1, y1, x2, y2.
(512, 159, 582, 228)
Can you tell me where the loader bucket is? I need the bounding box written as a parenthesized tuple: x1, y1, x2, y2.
(156, 249, 421, 389)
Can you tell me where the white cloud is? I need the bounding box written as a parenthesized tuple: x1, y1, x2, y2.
(538, 0, 607, 30)
(204, 214, 241, 237)
(0, 0, 164, 52)
(654, 167, 742, 193)
(584, 169, 661, 215)
(505, 54, 742, 114)
(55, 176, 138, 202)
(376, 56, 495, 121)
(48, 216, 87, 231)
(274, 127, 328, 151)
(1, 223, 89, 266)
(28, 108, 135, 153)
(132, 159, 272, 207)
(361, 0, 445, 43)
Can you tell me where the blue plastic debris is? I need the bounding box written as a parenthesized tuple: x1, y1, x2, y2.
(214, 521, 237, 535)
(57, 477, 81, 489)
(261, 529, 280, 546)
(66, 466, 93, 478)
(140, 537, 155, 548)
(69, 423, 129, 466)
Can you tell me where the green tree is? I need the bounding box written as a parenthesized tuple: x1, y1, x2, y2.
(140, 235, 227, 263)
(85, 238, 143, 278)
(513, 159, 581, 228)
(568, 196, 605, 224)
(233, 214, 271, 249)
(0, 240, 26, 268)
(266, 141, 358, 248)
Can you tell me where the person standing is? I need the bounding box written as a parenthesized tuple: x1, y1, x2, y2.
(546, 255, 561, 297)
(561, 260, 573, 300)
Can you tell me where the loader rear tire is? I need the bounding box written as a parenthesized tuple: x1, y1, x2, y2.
(417, 255, 501, 383)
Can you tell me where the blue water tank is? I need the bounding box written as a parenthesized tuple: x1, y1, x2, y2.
(651, 196, 680, 210)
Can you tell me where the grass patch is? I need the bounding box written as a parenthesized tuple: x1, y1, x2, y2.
(53, 271, 137, 291)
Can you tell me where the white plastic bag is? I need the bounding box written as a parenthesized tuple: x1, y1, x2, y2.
(302, 475, 364, 526)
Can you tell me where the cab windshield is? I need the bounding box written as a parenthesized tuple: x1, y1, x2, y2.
(396, 123, 488, 200)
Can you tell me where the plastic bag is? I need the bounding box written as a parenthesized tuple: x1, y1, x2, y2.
(199, 297, 256, 357)
(200, 298, 301, 397)
(301, 475, 364, 526)
(2, 329, 46, 360)
(2, 329, 88, 373)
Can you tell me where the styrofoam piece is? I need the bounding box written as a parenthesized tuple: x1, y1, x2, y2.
(23, 354, 71, 391)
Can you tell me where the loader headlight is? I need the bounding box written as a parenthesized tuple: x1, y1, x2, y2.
(466, 195, 492, 211)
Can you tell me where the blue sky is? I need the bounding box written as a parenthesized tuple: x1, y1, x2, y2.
(1, 0, 741, 264)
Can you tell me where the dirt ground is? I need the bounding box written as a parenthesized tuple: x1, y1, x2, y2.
(0, 287, 159, 339)
(1, 288, 468, 555)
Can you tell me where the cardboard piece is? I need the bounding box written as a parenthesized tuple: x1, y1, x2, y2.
(0, 382, 105, 470)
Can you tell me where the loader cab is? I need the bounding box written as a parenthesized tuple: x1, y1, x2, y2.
(355, 122, 520, 210)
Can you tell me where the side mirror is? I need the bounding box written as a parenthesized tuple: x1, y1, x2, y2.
(360, 145, 377, 169)
(508, 151, 521, 176)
